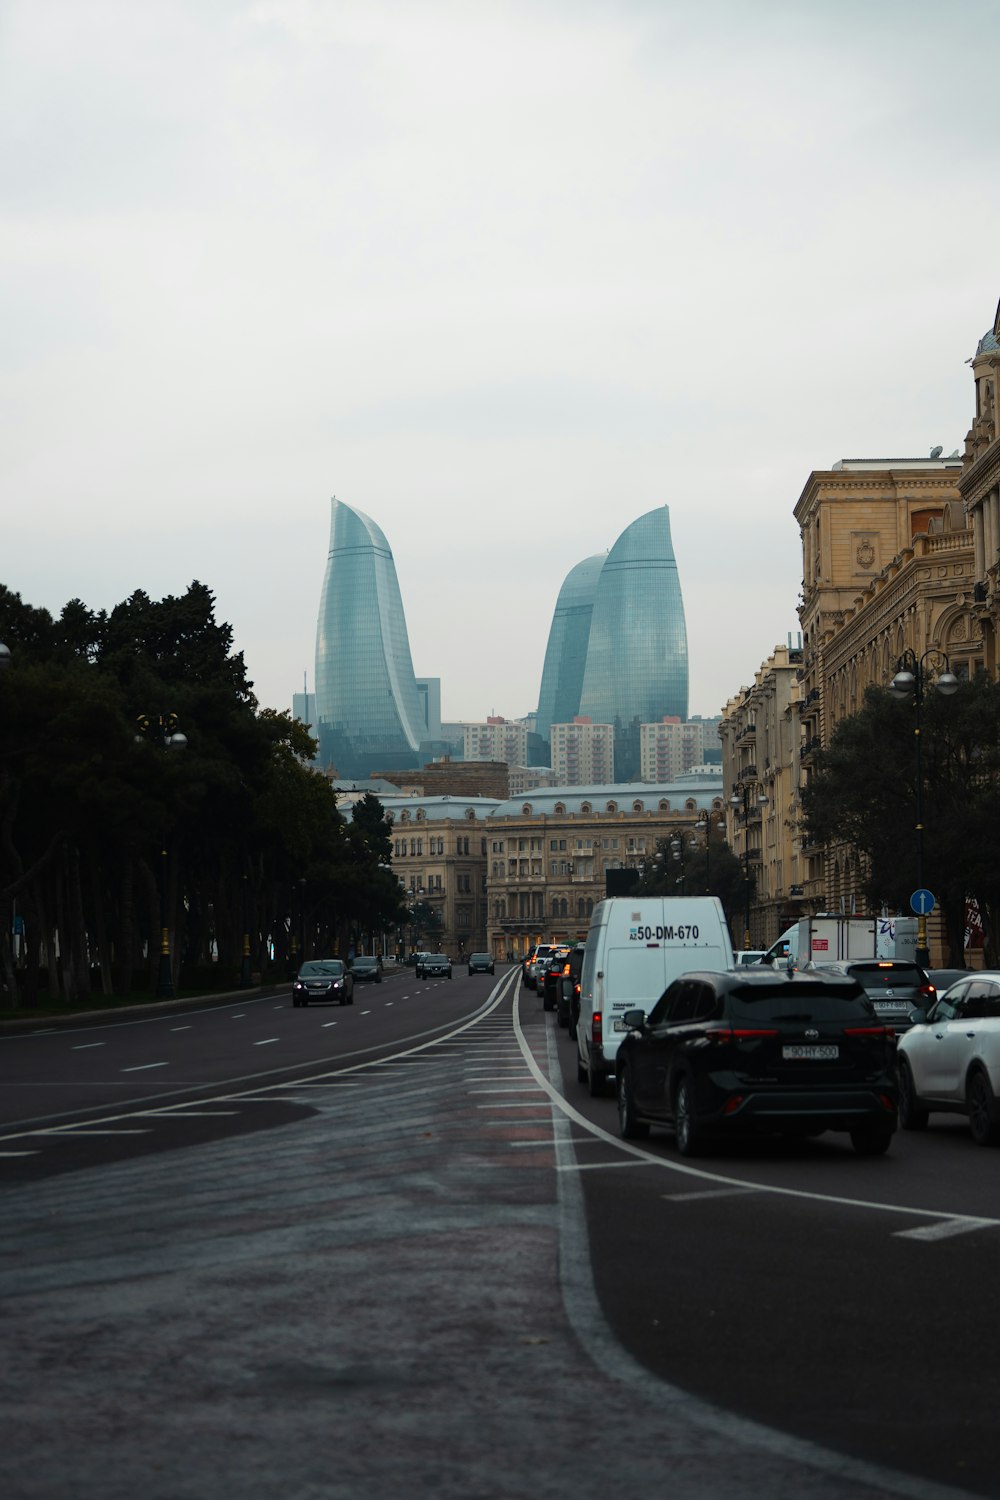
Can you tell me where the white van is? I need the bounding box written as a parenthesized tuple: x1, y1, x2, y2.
(576, 896, 734, 1096)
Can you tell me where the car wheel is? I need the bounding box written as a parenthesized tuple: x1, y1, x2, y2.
(673, 1076, 704, 1157)
(617, 1065, 650, 1140)
(966, 1070, 1000, 1146)
(543, 993, 554, 1011)
(587, 1056, 605, 1098)
(576, 1049, 587, 1085)
(897, 1059, 929, 1131)
(849, 1124, 893, 1156)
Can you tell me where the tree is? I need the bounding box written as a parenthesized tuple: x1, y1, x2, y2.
(802, 679, 1000, 965)
(635, 834, 748, 944)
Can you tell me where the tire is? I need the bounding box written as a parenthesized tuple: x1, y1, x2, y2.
(673, 1076, 705, 1157)
(576, 1049, 587, 1085)
(897, 1059, 929, 1131)
(617, 1065, 650, 1140)
(543, 993, 554, 1012)
(966, 1070, 1000, 1146)
(850, 1124, 893, 1156)
(587, 1056, 606, 1098)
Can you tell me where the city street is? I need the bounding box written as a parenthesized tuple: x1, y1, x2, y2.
(1, 968, 997, 1499)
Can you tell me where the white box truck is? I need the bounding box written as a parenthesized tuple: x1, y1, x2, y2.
(764, 916, 917, 968)
(575, 896, 734, 1096)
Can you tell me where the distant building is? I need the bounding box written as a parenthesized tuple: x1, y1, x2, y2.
(549, 717, 614, 784)
(463, 717, 528, 766)
(314, 499, 424, 777)
(536, 507, 689, 780)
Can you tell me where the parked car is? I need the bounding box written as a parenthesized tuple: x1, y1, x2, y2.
(468, 952, 495, 975)
(557, 944, 586, 1036)
(816, 959, 937, 1034)
(540, 946, 572, 1011)
(897, 972, 1000, 1145)
(351, 955, 383, 983)
(614, 968, 898, 1156)
(292, 958, 354, 1007)
(416, 952, 452, 979)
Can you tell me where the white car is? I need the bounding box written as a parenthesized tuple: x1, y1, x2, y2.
(896, 972, 1000, 1145)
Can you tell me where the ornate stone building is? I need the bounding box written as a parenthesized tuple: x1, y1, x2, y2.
(720, 642, 805, 948)
(484, 777, 725, 961)
(793, 455, 976, 917)
(383, 794, 501, 957)
(963, 299, 1000, 669)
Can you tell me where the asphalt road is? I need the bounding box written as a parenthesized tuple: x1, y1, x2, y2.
(1, 968, 997, 1500)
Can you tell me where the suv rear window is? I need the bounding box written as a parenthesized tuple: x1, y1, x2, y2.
(728, 978, 872, 1024)
(847, 963, 924, 988)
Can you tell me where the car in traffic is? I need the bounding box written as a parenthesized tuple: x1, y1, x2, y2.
(292, 958, 354, 1006)
(734, 949, 767, 966)
(540, 945, 572, 1011)
(351, 955, 383, 984)
(815, 959, 937, 1034)
(468, 952, 495, 974)
(614, 968, 898, 1156)
(416, 952, 452, 979)
(523, 943, 557, 991)
(557, 943, 586, 1036)
(897, 972, 1000, 1145)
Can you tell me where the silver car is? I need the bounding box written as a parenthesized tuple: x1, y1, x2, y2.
(897, 972, 1000, 1144)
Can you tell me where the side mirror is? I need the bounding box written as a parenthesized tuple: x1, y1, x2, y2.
(622, 1008, 646, 1030)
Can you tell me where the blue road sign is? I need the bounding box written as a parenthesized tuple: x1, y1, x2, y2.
(910, 888, 936, 916)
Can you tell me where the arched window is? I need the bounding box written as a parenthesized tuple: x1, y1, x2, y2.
(416, 809, 425, 822)
(522, 804, 532, 816)
(581, 801, 592, 814)
(658, 799, 670, 812)
(633, 800, 643, 814)
(554, 802, 566, 815)
(465, 808, 476, 820)
(606, 800, 617, 814)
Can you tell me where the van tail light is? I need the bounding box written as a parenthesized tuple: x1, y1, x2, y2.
(592, 1011, 603, 1047)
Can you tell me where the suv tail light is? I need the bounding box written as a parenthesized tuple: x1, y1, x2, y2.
(705, 1025, 778, 1043)
(843, 1025, 896, 1038)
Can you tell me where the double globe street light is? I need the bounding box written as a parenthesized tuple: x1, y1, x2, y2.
(888, 648, 959, 967)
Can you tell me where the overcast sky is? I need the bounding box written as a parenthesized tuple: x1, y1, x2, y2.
(4, 0, 999, 724)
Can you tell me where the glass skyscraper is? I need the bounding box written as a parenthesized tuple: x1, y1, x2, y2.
(534, 552, 606, 763)
(538, 506, 688, 781)
(314, 499, 424, 777)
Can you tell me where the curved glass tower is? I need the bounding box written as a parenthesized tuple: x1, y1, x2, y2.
(535, 552, 606, 762)
(314, 499, 424, 776)
(578, 506, 688, 780)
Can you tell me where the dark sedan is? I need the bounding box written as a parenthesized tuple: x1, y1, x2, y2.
(292, 959, 354, 1007)
(351, 955, 383, 983)
(615, 969, 898, 1156)
(468, 952, 495, 974)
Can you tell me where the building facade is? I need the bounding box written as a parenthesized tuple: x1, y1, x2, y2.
(383, 795, 501, 957)
(314, 499, 424, 777)
(639, 716, 707, 782)
(549, 717, 614, 784)
(720, 643, 805, 949)
(462, 717, 529, 766)
(962, 300, 1000, 672)
(484, 777, 724, 961)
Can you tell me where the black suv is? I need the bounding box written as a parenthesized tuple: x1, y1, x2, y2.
(615, 969, 898, 1156)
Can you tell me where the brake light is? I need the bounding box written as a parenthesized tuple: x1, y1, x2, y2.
(706, 1025, 778, 1042)
(723, 1095, 745, 1115)
(592, 1011, 603, 1047)
(918, 985, 937, 1000)
(844, 1025, 896, 1038)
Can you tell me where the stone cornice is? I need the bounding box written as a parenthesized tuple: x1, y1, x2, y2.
(958, 438, 1000, 501)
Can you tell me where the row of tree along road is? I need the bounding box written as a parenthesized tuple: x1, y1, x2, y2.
(0, 581, 404, 1012)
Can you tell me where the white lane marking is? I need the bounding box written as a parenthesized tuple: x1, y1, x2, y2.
(509, 994, 1000, 1240)
(895, 1218, 996, 1241)
(321, 1021, 338, 1028)
(559, 1160, 654, 1171)
(72, 1042, 105, 1050)
(121, 1062, 169, 1072)
(171, 1026, 191, 1032)
(0, 1150, 40, 1157)
(360, 1010, 371, 1015)
(477, 1101, 546, 1109)
(231, 1013, 246, 1019)
(664, 1187, 761, 1202)
(253, 1038, 280, 1046)
(469, 1087, 543, 1095)
(33, 1127, 153, 1136)
(142, 1110, 240, 1117)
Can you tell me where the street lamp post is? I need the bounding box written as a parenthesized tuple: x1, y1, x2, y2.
(693, 807, 725, 892)
(888, 648, 959, 967)
(136, 713, 187, 999)
(730, 782, 768, 949)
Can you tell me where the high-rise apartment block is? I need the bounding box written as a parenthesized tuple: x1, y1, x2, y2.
(549, 717, 614, 784)
(463, 717, 528, 766)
